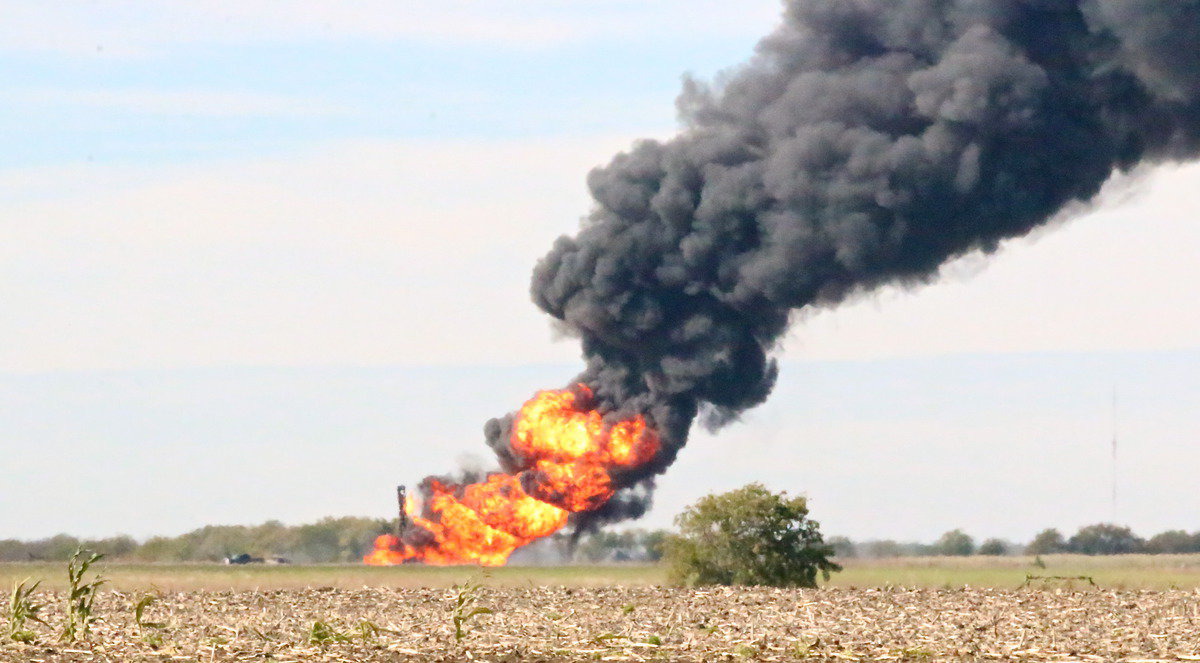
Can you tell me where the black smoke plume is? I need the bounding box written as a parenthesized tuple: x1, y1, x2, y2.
(485, 0, 1200, 525)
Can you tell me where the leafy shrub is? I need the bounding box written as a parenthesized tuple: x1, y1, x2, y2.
(977, 538, 1009, 556)
(827, 536, 857, 559)
(1026, 528, 1067, 555)
(662, 483, 840, 588)
(934, 529, 975, 556)
(1067, 524, 1143, 555)
(1145, 530, 1200, 554)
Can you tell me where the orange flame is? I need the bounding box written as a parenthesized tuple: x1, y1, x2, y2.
(364, 385, 658, 566)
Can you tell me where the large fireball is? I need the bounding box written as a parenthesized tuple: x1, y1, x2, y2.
(364, 385, 658, 566)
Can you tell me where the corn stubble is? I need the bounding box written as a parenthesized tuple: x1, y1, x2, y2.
(60, 549, 105, 643)
(3, 585, 1200, 661)
(7, 579, 47, 644)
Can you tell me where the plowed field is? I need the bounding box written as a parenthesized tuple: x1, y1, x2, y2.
(5, 585, 1200, 662)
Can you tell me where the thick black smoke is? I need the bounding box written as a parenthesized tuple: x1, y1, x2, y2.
(489, 0, 1200, 524)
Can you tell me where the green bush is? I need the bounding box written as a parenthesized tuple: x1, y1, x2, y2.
(1145, 530, 1200, 554)
(1026, 528, 1067, 555)
(827, 536, 857, 559)
(976, 538, 1008, 556)
(1067, 523, 1144, 555)
(934, 529, 975, 556)
(662, 483, 840, 588)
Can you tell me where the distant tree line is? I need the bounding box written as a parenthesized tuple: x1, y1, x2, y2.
(570, 529, 669, 563)
(0, 517, 391, 563)
(508, 528, 669, 564)
(0, 534, 141, 563)
(1024, 524, 1200, 555)
(4, 519, 1198, 564)
(830, 524, 1200, 559)
(0, 519, 671, 565)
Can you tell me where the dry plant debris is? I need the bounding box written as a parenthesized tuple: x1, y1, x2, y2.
(2, 585, 1199, 661)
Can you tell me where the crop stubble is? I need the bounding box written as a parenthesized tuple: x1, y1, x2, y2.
(3, 586, 1200, 661)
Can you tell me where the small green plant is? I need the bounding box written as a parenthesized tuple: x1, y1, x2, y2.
(895, 646, 936, 660)
(133, 593, 166, 630)
(309, 620, 351, 645)
(450, 578, 493, 643)
(734, 643, 757, 657)
(132, 593, 167, 647)
(249, 627, 273, 641)
(307, 618, 393, 646)
(356, 620, 398, 642)
(592, 632, 629, 645)
(61, 548, 106, 642)
(357, 620, 379, 642)
(733, 636, 773, 658)
(8, 579, 47, 643)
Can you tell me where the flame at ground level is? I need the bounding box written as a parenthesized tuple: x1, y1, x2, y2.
(364, 385, 658, 566)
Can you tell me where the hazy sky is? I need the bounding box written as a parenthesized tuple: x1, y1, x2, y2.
(2, 2, 1197, 544)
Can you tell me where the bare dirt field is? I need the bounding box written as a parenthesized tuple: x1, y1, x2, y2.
(5, 584, 1200, 662)
(5, 557, 1200, 661)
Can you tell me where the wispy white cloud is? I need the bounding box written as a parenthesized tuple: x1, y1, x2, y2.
(0, 1, 782, 56)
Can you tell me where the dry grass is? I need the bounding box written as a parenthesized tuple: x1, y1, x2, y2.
(827, 554, 1200, 591)
(6, 554, 1200, 593)
(4, 585, 1200, 661)
(0, 563, 666, 593)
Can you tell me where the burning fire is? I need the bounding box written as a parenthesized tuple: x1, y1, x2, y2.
(364, 385, 658, 566)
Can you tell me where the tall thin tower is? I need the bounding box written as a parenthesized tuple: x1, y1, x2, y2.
(1110, 386, 1118, 522)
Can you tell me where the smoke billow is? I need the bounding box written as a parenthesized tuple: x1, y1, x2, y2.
(490, 0, 1200, 524)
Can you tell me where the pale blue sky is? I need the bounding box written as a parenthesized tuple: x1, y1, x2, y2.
(1, 2, 1197, 544)
(0, 2, 772, 167)
(3, 352, 1198, 542)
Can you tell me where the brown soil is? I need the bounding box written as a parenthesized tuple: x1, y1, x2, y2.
(4, 586, 1200, 661)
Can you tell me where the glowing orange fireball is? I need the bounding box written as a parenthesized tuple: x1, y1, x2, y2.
(364, 385, 658, 566)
